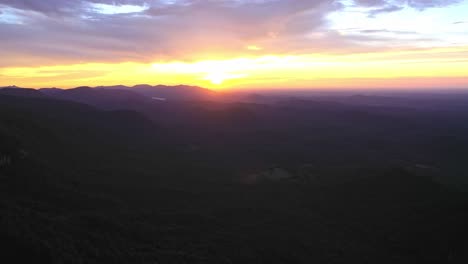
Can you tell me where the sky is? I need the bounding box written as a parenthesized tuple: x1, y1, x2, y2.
(0, 0, 467, 90)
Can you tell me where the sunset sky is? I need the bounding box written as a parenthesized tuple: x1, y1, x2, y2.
(1, 0, 467, 90)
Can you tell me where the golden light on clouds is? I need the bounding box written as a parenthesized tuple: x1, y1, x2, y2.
(204, 72, 248, 85)
(246, 45, 263, 51)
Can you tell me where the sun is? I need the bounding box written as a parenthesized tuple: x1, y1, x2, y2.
(204, 72, 229, 85)
(151, 59, 249, 86)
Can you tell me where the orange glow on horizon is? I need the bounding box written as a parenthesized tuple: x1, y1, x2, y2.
(1, 46, 468, 90)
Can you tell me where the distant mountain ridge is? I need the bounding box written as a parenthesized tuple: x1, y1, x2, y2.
(98, 84, 217, 101)
(1, 84, 216, 101)
(0, 84, 217, 109)
(39, 87, 150, 109)
(0, 87, 45, 98)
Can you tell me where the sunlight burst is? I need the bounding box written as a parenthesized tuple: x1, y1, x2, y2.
(204, 71, 247, 85)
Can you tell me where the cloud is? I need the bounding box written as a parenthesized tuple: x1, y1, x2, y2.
(354, 0, 461, 9)
(353, 0, 461, 16)
(368, 5, 403, 16)
(402, 0, 461, 9)
(359, 29, 417, 34)
(0, 0, 463, 67)
(0, 0, 150, 15)
(0, 0, 343, 66)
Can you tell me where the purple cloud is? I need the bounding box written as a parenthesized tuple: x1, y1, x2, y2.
(0, 0, 463, 67)
(353, 0, 461, 16)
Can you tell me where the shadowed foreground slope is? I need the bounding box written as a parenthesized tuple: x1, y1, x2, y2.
(1, 93, 468, 263)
